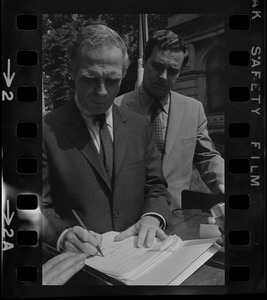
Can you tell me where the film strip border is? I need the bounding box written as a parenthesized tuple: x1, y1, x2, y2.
(2, 8, 43, 298)
(1, 2, 265, 297)
(225, 3, 265, 293)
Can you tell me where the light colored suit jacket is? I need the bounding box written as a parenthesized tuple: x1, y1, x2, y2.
(42, 100, 171, 247)
(115, 87, 224, 211)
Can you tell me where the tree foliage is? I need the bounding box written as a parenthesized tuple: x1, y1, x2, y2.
(42, 14, 168, 113)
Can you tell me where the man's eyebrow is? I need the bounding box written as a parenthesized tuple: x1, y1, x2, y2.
(169, 66, 180, 72)
(153, 61, 164, 65)
(79, 70, 93, 76)
(107, 74, 122, 78)
(106, 72, 123, 79)
(80, 74, 95, 78)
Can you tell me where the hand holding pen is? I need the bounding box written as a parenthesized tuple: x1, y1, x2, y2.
(59, 210, 104, 257)
(72, 210, 104, 257)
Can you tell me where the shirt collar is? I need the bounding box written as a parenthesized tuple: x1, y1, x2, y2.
(139, 84, 170, 114)
(74, 94, 113, 128)
(105, 106, 113, 129)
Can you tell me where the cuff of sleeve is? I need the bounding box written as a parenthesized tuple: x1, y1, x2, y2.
(141, 213, 166, 230)
(56, 228, 70, 251)
(212, 183, 225, 194)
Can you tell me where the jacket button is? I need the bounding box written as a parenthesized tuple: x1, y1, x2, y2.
(114, 211, 119, 219)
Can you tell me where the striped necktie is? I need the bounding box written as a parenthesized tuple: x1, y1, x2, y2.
(150, 101, 165, 155)
(95, 114, 113, 182)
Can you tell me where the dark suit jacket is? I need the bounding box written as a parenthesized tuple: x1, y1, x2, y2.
(115, 87, 224, 211)
(42, 100, 171, 247)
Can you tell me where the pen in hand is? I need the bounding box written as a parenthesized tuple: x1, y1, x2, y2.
(72, 209, 104, 257)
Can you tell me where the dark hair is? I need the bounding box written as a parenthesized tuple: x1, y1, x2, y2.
(143, 29, 189, 70)
(70, 24, 130, 77)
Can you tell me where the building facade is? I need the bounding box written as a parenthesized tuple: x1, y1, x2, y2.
(168, 14, 225, 157)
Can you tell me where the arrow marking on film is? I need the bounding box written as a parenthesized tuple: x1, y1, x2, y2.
(4, 199, 15, 226)
(3, 59, 15, 88)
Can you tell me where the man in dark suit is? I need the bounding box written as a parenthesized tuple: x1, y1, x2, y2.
(42, 25, 171, 257)
(115, 29, 224, 211)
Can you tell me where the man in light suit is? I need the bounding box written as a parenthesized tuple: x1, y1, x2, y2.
(115, 29, 224, 211)
(42, 25, 171, 258)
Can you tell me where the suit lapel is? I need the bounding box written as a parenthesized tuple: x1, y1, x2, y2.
(113, 105, 128, 177)
(127, 87, 146, 115)
(60, 100, 112, 190)
(164, 91, 184, 157)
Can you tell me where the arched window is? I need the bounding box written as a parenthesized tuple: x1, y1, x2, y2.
(206, 47, 225, 112)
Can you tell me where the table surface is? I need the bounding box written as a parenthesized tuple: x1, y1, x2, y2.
(166, 209, 225, 285)
(43, 209, 225, 286)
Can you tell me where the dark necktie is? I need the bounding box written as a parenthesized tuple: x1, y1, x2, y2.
(95, 114, 113, 182)
(150, 101, 165, 154)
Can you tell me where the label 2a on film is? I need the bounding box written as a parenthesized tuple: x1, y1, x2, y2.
(2, 199, 15, 251)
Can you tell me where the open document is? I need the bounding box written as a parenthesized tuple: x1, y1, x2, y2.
(85, 231, 221, 285)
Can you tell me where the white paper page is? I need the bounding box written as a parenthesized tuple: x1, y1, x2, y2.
(128, 238, 219, 285)
(199, 224, 221, 239)
(85, 231, 182, 281)
(168, 242, 221, 285)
